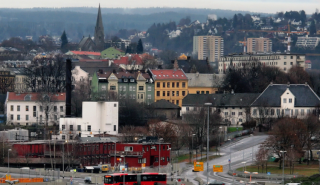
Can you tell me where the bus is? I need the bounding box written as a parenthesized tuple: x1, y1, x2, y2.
(104, 173, 166, 185)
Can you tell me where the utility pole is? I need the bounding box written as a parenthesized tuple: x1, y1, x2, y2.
(204, 102, 212, 185)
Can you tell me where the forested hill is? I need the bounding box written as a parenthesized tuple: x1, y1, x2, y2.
(0, 8, 269, 42)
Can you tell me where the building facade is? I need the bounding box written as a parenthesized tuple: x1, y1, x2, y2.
(247, 38, 272, 53)
(193, 36, 224, 62)
(186, 73, 224, 94)
(0, 70, 15, 93)
(218, 53, 305, 74)
(296, 36, 320, 48)
(5, 92, 66, 126)
(149, 69, 188, 107)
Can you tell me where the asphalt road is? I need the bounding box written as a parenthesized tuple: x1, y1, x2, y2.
(182, 135, 269, 185)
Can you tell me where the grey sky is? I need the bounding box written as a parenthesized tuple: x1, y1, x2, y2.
(1, 0, 319, 14)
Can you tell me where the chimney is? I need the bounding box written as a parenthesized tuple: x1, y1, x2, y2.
(65, 59, 72, 117)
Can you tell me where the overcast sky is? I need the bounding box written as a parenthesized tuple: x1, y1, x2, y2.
(1, 0, 319, 14)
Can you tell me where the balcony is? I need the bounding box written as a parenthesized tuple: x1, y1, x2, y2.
(109, 150, 143, 157)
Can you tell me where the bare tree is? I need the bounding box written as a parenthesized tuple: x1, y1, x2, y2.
(72, 79, 91, 117)
(141, 54, 159, 70)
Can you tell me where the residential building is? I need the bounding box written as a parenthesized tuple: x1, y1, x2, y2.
(181, 93, 259, 125)
(148, 99, 181, 119)
(193, 36, 224, 62)
(5, 92, 66, 126)
(5, 68, 28, 93)
(149, 69, 188, 107)
(72, 66, 89, 83)
(251, 83, 320, 119)
(0, 70, 15, 93)
(55, 101, 118, 139)
(91, 71, 154, 104)
(11, 139, 171, 168)
(2, 60, 31, 68)
(247, 38, 272, 53)
(296, 36, 320, 48)
(112, 55, 144, 70)
(186, 73, 224, 94)
(101, 47, 125, 59)
(64, 51, 101, 60)
(218, 53, 306, 74)
(174, 58, 213, 73)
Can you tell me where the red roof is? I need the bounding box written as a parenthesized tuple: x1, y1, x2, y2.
(150, 69, 187, 80)
(305, 60, 311, 64)
(7, 92, 66, 101)
(113, 55, 143, 65)
(79, 59, 109, 62)
(70, 51, 101, 56)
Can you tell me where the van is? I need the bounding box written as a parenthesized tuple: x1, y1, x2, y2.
(100, 164, 109, 172)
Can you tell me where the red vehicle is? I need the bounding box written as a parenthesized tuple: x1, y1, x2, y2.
(104, 173, 166, 185)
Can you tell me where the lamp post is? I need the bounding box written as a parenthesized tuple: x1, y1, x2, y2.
(218, 127, 222, 155)
(204, 102, 212, 185)
(280, 151, 287, 185)
(228, 138, 231, 170)
(8, 149, 11, 173)
(192, 134, 195, 163)
(159, 138, 163, 173)
(241, 161, 247, 172)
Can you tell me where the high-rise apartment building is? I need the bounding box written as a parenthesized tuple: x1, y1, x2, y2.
(193, 36, 224, 62)
(247, 38, 272, 53)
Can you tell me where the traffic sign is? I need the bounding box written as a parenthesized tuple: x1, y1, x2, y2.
(232, 173, 236, 176)
(267, 172, 271, 175)
(213, 165, 223, 172)
(228, 159, 231, 163)
(194, 162, 204, 171)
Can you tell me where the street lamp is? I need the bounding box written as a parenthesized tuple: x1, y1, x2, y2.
(159, 138, 163, 173)
(218, 127, 222, 155)
(8, 149, 11, 173)
(241, 161, 247, 172)
(204, 102, 212, 185)
(192, 134, 195, 163)
(280, 151, 287, 185)
(228, 138, 231, 170)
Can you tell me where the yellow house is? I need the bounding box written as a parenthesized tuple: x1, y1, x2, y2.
(186, 73, 224, 94)
(149, 69, 188, 107)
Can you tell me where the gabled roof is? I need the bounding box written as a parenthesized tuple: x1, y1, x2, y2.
(7, 92, 66, 102)
(149, 69, 187, 80)
(182, 93, 259, 107)
(113, 55, 143, 65)
(176, 59, 211, 73)
(149, 99, 180, 109)
(251, 84, 320, 107)
(70, 51, 100, 56)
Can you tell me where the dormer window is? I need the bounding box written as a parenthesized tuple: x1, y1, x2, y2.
(283, 98, 287, 103)
(289, 98, 292, 103)
(130, 79, 134, 82)
(24, 94, 32, 101)
(124, 79, 128, 82)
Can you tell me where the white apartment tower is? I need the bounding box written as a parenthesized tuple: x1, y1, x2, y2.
(193, 36, 224, 62)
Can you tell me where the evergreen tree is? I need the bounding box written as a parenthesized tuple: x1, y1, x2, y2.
(232, 14, 238, 29)
(60, 30, 68, 53)
(309, 19, 317, 35)
(137, 39, 144, 54)
(125, 46, 131, 54)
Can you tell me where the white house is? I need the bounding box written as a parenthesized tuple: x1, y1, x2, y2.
(54, 101, 119, 140)
(5, 92, 66, 126)
(251, 83, 320, 119)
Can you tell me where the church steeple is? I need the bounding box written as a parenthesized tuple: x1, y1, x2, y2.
(94, 4, 105, 51)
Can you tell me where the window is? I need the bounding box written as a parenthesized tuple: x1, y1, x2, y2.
(239, 112, 242, 115)
(147, 86, 151, 91)
(110, 86, 116, 90)
(125, 146, 133, 151)
(176, 82, 179, 88)
(123, 86, 126, 91)
(157, 82, 160, 88)
(33, 112, 36, 117)
(301, 109, 305, 116)
(225, 112, 228, 116)
(295, 109, 299, 116)
(284, 56, 287, 59)
(114, 125, 117, 131)
(197, 91, 200, 94)
(167, 82, 170, 88)
(70, 125, 73, 131)
(176, 100, 179, 105)
(206, 91, 209, 94)
(239, 119, 243, 122)
(119, 86, 122, 91)
(124, 79, 128, 82)
(133, 94, 136, 99)
(289, 98, 292, 103)
(147, 147, 149, 151)
(172, 82, 175, 88)
(291, 56, 293, 59)
(62, 135, 65, 140)
(17, 115, 20, 120)
(182, 82, 186, 88)
(277, 109, 280, 115)
(69, 135, 73, 140)
(163, 91, 165, 96)
(139, 86, 144, 91)
(232, 112, 235, 115)
(290, 62, 293, 65)
(284, 62, 287, 65)
(33, 106, 36, 111)
(157, 91, 160, 96)
(26, 115, 29, 121)
(10, 115, 13, 120)
(133, 86, 136, 91)
(163, 82, 165, 88)
(147, 95, 151, 99)
(54, 106, 57, 112)
(186, 107, 189, 111)
(253, 109, 257, 115)
(17, 106, 20, 111)
(176, 91, 179, 96)
(87, 125, 91, 131)
(130, 79, 134, 82)
(62, 125, 65, 130)
(40, 106, 43, 112)
(26, 106, 29, 111)
(60, 106, 63, 112)
(101, 85, 106, 90)
(283, 98, 287, 103)
(114, 103, 117, 107)
(271, 109, 275, 115)
(77, 125, 81, 131)
(182, 91, 186, 96)
(167, 91, 170, 96)
(54, 115, 57, 121)
(10, 105, 13, 111)
(172, 91, 175, 96)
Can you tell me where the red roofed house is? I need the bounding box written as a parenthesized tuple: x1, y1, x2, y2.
(5, 92, 66, 126)
(305, 60, 312, 70)
(65, 51, 101, 60)
(112, 54, 144, 70)
(148, 69, 188, 107)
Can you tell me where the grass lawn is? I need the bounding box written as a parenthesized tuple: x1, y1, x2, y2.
(237, 164, 320, 176)
(228, 127, 243, 133)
